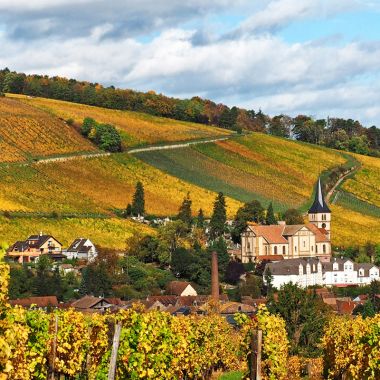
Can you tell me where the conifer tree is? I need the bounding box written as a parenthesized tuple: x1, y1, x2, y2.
(177, 192, 192, 228)
(132, 181, 145, 216)
(197, 208, 205, 228)
(265, 202, 277, 225)
(209, 192, 227, 240)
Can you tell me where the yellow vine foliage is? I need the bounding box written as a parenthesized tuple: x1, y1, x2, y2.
(321, 314, 380, 380)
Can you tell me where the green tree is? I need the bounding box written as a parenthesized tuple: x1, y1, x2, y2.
(265, 202, 277, 225)
(177, 192, 192, 229)
(283, 208, 304, 225)
(132, 181, 145, 216)
(231, 200, 264, 243)
(197, 208, 205, 228)
(268, 283, 331, 356)
(209, 192, 227, 240)
(81, 117, 96, 136)
(34, 255, 53, 296)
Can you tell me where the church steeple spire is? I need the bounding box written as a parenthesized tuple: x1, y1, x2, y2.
(308, 177, 331, 214)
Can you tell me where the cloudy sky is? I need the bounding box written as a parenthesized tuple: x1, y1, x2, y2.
(0, 0, 379, 125)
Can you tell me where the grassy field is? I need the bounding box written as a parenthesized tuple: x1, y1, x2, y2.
(0, 97, 96, 163)
(135, 133, 346, 212)
(0, 216, 154, 250)
(11, 94, 231, 148)
(342, 154, 380, 208)
(0, 153, 241, 217)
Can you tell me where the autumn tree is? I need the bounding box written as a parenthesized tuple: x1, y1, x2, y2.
(283, 208, 304, 225)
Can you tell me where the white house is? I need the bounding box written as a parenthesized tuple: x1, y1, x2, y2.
(65, 238, 97, 262)
(323, 259, 380, 287)
(265, 258, 324, 289)
(265, 257, 380, 289)
(240, 178, 331, 263)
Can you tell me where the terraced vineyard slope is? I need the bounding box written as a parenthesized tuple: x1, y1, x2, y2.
(0, 97, 96, 163)
(12, 94, 231, 148)
(341, 154, 380, 208)
(0, 153, 241, 217)
(135, 133, 346, 212)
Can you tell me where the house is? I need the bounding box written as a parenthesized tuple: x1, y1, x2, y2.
(240, 178, 331, 263)
(70, 295, 112, 313)
(10, 296, 58, 309)
(65, 238, 97, 262)
(6, 233, 63, 263)
(166, 281, 198, 297)
(265, 258, 324, 289)
(264, 257, 380, 289)
(323, 259, 380, 286)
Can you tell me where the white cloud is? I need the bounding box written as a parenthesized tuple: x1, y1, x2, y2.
(0, 0, 379, 126)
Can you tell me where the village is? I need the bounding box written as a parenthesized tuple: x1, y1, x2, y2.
(5, 179, 379, 320)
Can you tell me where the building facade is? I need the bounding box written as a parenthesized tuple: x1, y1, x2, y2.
(265, 258, 380, 288)
(240, 178, 331, 263)
(6, 233, 62, 263)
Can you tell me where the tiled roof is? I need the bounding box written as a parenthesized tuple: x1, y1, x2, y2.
(266, 257, 321, 275)
(67, 238, 92, 253)
(71, 295, 109, 309)
(166, 281, 194, 296)
(10, 296, 58, 308)
(306, 223, 329, 242)
(247, 225, 288, 244)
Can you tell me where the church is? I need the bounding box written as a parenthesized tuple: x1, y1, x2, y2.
(240, 178, 331, 263)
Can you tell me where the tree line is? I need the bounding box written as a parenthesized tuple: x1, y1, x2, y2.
(1, 68, 379, 156)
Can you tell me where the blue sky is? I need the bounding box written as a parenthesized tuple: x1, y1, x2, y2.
(0, 0, 379, 125)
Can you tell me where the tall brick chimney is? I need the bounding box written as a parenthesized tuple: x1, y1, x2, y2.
(211, 251, 219, 301)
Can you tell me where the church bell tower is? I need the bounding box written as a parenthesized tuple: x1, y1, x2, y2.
(308, 178, 331, 239)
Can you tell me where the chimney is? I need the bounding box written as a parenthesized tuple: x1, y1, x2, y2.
(211, 251, 219, 302)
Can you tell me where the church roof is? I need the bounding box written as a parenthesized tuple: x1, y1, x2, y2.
(308, 178, 331, 214)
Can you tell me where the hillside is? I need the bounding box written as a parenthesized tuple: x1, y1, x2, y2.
(0, 97, 96, 163)
(0, 95, 379, 249)
(135, 134, 346, 211)
(11, 94, 231, 148)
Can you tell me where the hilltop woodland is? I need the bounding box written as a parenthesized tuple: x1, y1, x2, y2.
(1, 68, 379, 156)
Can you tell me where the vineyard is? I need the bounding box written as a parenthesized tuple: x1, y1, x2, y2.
(342, 154, 380, 208)
(0, 216, 154, 251)
(135, 134, 346, 212)
(0, 153, 241, 217)
(1, 264, 380, 379)
(0, 97, 96, 163)
(0, 265, 290, 380)
(330, 204, 380, 247)
(12, 94, 231, 148)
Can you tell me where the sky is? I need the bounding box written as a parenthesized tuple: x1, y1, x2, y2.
(0, 0, 379, 125)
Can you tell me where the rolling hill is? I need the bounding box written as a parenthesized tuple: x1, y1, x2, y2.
(0, 94, 379, 249)
(0, 97, 96, 163)
(10, 94, 231, 148)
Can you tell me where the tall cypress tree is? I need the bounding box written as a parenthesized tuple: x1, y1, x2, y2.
(265, 202, 277, 225)
(209, 192, 227, 240)
(197, 208, 205, 228)
(177, 192, 192, 228)
(132, 181, 145, 216)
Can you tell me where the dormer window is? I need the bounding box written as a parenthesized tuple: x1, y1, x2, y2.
(333, 263, 339, 271)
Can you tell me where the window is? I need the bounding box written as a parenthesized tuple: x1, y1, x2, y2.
(311, 245, 314, 251)
(294, 246, 297, 253)
(322, 223, 326, 228)
(316, 245, 318, 253)
(323, 244, 326, 254)
(274, 246, 278, 255)
(303, 240, 306, 248)
(247, 241, 251, 250)
(283, 246, 286, 255)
